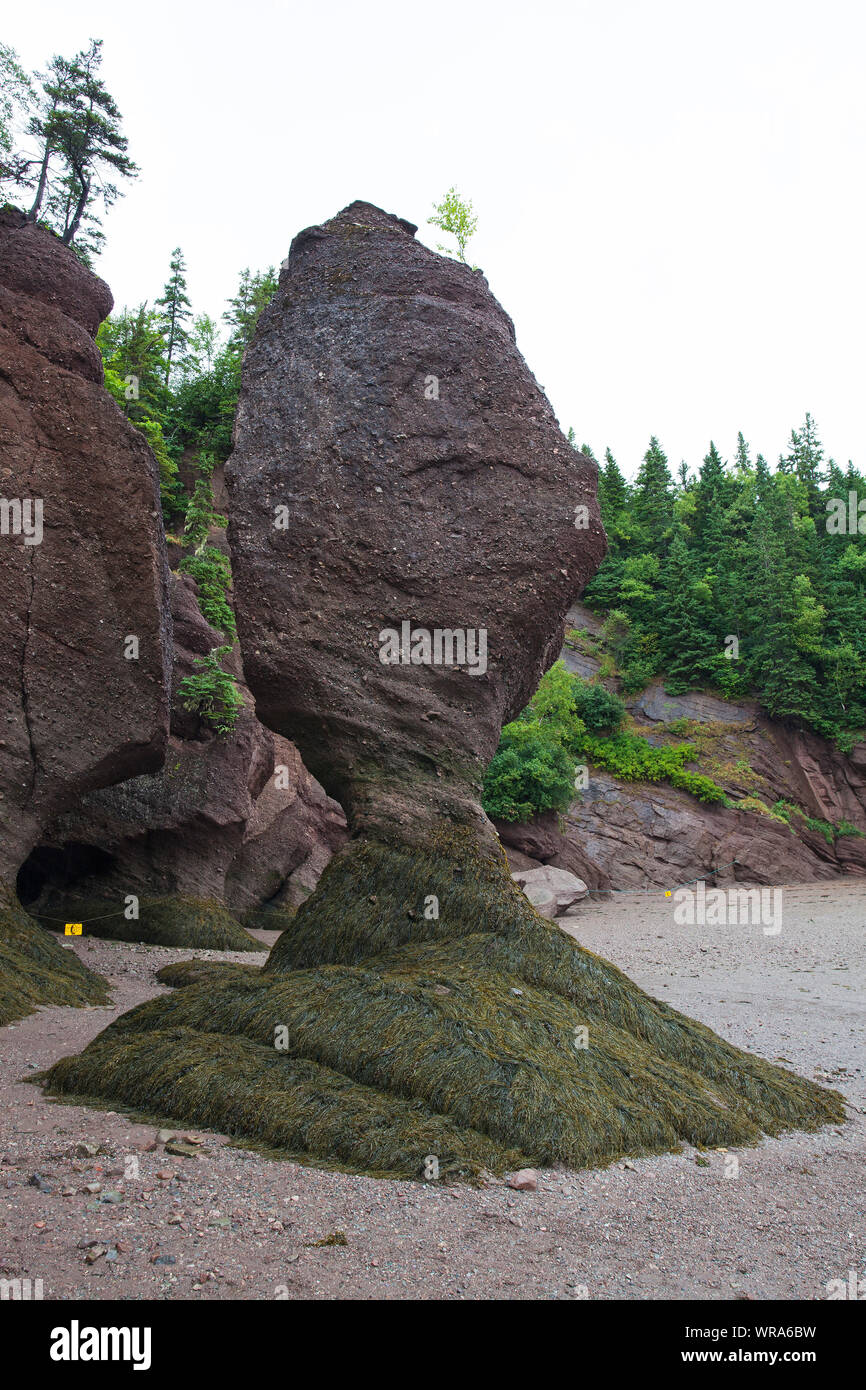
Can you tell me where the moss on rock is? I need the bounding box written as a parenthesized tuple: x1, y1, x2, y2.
(41, 838, 844, 1179)
(0, 884, 108, 1026)
(32, 895, 259, 951)
(239, 904, 297, 935)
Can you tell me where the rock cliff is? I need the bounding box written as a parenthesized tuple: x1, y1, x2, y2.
(0, 210, 171, 1019)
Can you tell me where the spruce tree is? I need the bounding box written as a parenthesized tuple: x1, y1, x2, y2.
(27, 40, 137, 250)
(633, 436, 674, 553)
(156, 247, 193, 386)
(656, 526, 720, 691)
(223, 266, 278, 354)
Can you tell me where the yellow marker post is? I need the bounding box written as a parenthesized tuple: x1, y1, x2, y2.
(64, 923, 83, 936)
(665, 891, 671, 898)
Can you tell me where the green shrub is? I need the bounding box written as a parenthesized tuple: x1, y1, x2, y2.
(482, 663, 726, 822)
(182, 454, 226, 551)
(668, 769, 728, 804)
(482, 724, 575, 822)
(179, 547, 236, 637)
(178, 645, 244, 735)
(804, 816, 836, 846)
(571, 681, 625, 733)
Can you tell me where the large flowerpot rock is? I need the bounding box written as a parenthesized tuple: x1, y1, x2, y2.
(43, 203, 843, 1179)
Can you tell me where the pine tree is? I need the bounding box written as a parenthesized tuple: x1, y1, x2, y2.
(656, 526, 720, 691)
(734, 431, 751, 475)
(693, 441, 731, 563)
(633, 436, 674, 552)
(27, 40, 137, 250)
(97, 305, 178, 514)
(0, 43, 34, 190)
(223, 266, 278, 354)
(781, 413, 826, 523)
(156, 247, 193, 386)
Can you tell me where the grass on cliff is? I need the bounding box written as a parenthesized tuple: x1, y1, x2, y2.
(41, 835, 844, 1180)
(0, 889, 108, 1026)
(31, 896, 259, 952)
(482, 662, 727, 823)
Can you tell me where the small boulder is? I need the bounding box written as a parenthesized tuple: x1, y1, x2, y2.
(511, 866, 588, 919)
(507, 1169, 538, 1192)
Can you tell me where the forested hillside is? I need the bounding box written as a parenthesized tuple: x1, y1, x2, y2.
(577, 429, 866, 743)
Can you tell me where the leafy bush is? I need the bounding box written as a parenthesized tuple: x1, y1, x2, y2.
(179, 547, 236, 637)
(571, 680, 625, 733)
(177, 645, 244, 735)
(667, 769, 728, 803)
(804, 815, 836, 846)
(482, 722, 575, 822)
(482, 663, 726, 822)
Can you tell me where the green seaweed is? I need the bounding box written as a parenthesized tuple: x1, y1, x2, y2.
(41, 837, 844, 1179)
(0, 884, 108, 1026)
(31, 895, 259, 952)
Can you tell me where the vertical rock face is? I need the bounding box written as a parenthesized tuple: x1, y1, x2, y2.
(226, 201, 605, 848)
(21, 573, 346, 942)
(0, 210, 171, 891)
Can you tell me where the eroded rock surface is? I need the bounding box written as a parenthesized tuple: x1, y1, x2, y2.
(227, 200, 605, 849)
(23, 574, 346, 941)
(499, 614, 866, 892)
(0, 209, 171, 888)
(43, 202, 843, 1180)
(0, 209, 170, 1014)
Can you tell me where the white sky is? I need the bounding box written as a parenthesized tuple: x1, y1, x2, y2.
(7, 0, 866, 477)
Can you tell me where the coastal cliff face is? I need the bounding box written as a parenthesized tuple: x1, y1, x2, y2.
(0, 209, 171, 890)
(499, 604, 866, 891)
(22, 573, 345, 937)
(0, 209, 171, 1019)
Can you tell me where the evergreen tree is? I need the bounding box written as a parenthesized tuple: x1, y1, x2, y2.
(633, 436, 674, 552)
(601, 448, 628, 516)
(780, 413, 826, 522)
(26, 40, 137, 251)
(156, 247, 193, 386)
(0, 43, 34, 189)
(655, 526, 720, 691)
(223, 266, 278, 354)
(98, 305, 178, 514)
(693, 441, 731, 564)
(734, 430, 751, 475)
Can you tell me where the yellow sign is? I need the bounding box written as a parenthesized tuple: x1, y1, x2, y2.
(64, 923, 83, 936)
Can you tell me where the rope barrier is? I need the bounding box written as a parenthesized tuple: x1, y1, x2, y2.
(584, 858, 740, 896)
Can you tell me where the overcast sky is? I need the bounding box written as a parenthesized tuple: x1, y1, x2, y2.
(8, 0, 866, 476)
